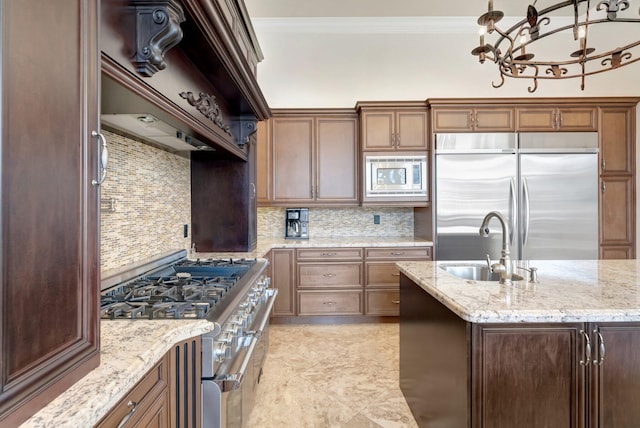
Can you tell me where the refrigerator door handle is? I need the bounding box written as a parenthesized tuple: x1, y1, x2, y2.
(509, 178, 516, 246)
(522, 177, 531, 246)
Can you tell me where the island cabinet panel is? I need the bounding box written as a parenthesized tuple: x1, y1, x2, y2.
(471, 324, 585, 428)
(589, 322, 640, 428)
(401, 275, 640, 428)
(269, 249, 296, 317)
(431, 107, 515, 132)
(0, 0, 100, 425)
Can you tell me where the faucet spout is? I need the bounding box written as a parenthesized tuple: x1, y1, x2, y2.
(479, 211, 513, 285)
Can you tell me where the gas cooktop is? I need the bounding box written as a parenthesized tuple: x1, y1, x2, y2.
(100, 258, 258, 320)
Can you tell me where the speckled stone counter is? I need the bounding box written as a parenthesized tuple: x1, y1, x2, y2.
(397, 259, 640, 323)
(194, 236, 434, 259)
(20, 320, 215, 428)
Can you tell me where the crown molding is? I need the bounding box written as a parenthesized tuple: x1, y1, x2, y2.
(250, 16, 527, 34)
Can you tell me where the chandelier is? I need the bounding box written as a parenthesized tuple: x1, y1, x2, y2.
(471, 0, 640, 92)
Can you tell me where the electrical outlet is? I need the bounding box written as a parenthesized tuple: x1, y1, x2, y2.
(373, 214, 380, 225)
(183, 224, 189, 238)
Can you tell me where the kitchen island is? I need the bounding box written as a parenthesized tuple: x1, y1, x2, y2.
(397, 259, 640, 428)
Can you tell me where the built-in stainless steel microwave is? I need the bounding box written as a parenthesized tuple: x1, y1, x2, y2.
(364, 155, 428, 197)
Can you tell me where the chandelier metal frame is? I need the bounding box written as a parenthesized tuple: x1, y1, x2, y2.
(471, 0, 640, 92)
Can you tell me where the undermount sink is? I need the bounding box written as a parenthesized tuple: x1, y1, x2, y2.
(439, 263, 524, 282)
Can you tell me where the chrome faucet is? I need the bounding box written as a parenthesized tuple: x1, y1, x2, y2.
(479, 211, 513, 285)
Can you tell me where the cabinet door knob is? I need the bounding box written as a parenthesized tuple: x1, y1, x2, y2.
(323, 273, 336, 278)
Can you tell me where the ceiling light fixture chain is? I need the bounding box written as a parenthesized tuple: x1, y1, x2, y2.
(472, 0, 640, 92)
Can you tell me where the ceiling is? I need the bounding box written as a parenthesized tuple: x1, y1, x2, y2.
(244, 0, 560, 18)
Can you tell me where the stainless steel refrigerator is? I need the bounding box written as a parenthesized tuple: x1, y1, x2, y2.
(434, 132, 599, 261)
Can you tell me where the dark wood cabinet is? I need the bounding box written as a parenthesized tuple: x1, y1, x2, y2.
(191, 133, 258, 252)
(0, 1, 100, 425)
(471, 324, 585, 428)
(401, 277, 640, 428)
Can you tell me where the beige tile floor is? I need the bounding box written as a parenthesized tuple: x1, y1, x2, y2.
(246, 323, 419, 428)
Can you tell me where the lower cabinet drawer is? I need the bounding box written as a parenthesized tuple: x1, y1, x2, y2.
(365, 289, 401, 316)
(97, 355, 168, 428)
(298, 290, 363, 315)
(365, 262, 401, 287)
(298, 263, 363, 288)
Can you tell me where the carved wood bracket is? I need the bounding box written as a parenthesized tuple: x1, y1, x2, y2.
(132, 0, 185, 77)
(179, 91, 233, 137)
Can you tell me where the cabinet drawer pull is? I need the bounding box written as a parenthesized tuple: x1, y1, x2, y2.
(391, 273, 401, 277)
(323, 301, 337, 305)
(321, 252, 338, 256)
(117, 400, 138, 428)
(579, 330, 591, 366)
(323, 273, 336, 278)
(390, 252, 404, 256)
(391, 300, 400, 304)
(593, 329, 606, 366)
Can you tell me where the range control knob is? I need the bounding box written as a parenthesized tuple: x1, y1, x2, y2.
(213, 342, 230, 362)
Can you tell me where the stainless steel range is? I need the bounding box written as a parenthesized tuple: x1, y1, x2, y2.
(100, 249, 277, 428)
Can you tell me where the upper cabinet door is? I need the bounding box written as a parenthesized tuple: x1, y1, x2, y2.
(360, 105, 428, 151)
(272, 117, 315, 202)
(316, 117, 359, 204)
(361, 111, 395, 150)
(395, 111, 428, 150)
(599, 106, 634, 175)
(0, 0, 100, 425)
(431, 107, 514, 132)
(517, 106, 597, 131)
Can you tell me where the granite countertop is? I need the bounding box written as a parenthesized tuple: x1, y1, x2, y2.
(21, 320, 215, 428)
(397, 259, 640, 324)
(193, 236, 434, 259)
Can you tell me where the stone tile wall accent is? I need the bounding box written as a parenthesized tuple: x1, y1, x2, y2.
(258, 207, 414, 239)
(100, 130, 191, 272)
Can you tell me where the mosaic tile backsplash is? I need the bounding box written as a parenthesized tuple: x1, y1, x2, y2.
(99, 129, 415, 272)
(258, 207, 414, 239)
(100, 130, 191, 272)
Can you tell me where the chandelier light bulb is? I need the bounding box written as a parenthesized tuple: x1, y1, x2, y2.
(479, 26, 487, 36)
(578, 26, 586, 39)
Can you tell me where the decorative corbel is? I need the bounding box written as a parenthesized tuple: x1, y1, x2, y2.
(232, 119, 258, 147)
(179, 91, 233, 137)
(132, 0, 185, 77)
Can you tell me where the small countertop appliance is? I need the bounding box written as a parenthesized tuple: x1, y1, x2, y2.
(285, 208, 309, 239)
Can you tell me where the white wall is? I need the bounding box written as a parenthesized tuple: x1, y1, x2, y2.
(251, 18, 640, 108)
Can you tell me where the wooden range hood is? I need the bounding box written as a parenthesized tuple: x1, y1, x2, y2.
(100, 0, 271, 159)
